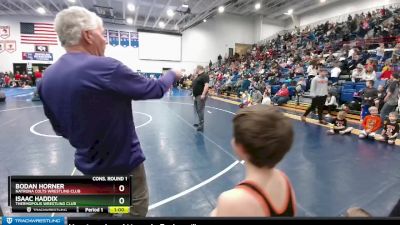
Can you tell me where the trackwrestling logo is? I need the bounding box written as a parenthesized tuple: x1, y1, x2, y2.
(2, 217, 64, 225)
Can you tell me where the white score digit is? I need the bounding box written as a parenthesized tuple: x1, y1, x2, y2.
(119, 197, 125, 205)
(119, 185, 125, 192)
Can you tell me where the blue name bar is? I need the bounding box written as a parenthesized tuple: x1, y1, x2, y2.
(2, 217, 64, 225)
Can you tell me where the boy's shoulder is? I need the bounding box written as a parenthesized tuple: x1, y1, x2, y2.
(215, 188, 262, 216)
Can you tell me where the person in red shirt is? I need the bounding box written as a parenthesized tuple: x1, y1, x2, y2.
(359, 106, 382, 139)
(14, 71, 21, 80)
(4, 75, 10, 87)
(32, 70, 43, 101)
(380, 61, 393, 80)
(34, 70, 42, 79)
(271, 84, 290, 106)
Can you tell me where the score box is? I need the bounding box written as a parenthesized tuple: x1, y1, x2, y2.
(8, 176, 131, 213)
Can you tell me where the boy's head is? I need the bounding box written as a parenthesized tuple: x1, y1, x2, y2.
(388, 112, 398, 122)
(337, 111, 347, 120)
(368, 106, 379, 115)
(366, 80, 374, 88)
(232, 105, 293, 168)
(378, 84, 384, 91)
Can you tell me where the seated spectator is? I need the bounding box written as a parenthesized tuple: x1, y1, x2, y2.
(392, 43, 400, 64)
(271, 84, 290, 106)
(239, 91, 251, 108)
(211, 105, 296, 217)
(324, 92, 338, 118)
(351, 64, 365, 82)
(294, 63, 305, 76)
(325, 50, 336, 64)
(251, 88, 263, 105)
(261, 89, 271, 105)
(14, 71, 21, 81)
(214, 80, 222, 95)
(376, 43, 385, 62)
(330, 62, 341, 84)
(380, 61, 393, 80)
(327, 111, 353, 135)
(362, 65, 376, 81)
(360, 80, 378, 119)
(377, 112, 399, 145)
(4, 74, 10, 87)
(295, 78, 306, 105)
(359, 106, 382, 139)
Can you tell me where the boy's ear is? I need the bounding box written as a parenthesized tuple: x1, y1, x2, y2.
(231, 138, 247, 161)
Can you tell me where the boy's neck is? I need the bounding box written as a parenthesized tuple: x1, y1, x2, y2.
(244, 162, 275, 184)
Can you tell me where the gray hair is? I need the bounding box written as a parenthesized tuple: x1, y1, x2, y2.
(54, 6, 103, 47)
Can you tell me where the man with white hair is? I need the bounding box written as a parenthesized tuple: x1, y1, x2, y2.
(39, 6, 181, 217)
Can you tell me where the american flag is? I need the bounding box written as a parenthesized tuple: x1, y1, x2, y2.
(20, 22, 58, 45)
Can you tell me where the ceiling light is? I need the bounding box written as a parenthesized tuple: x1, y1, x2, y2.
(159, 21, 165, 28)
(37, 7, 46, 14)
(255, 3, 261, 10)
(126, 17, 133, 25)
(167, 9, 175, 17)
(320, 0, 326, 3)
(182, 4, 189, 8)
(218, 6, 224, 13)
(127, 3, 135, 12)
(287, 9, 293, 15)
(203, 19, 207, 22)
(68, 0, 76, 3)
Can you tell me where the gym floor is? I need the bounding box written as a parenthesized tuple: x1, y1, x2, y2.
(0, 87, 399, 217)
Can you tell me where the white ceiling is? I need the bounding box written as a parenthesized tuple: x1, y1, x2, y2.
(0, 0, 343, 31)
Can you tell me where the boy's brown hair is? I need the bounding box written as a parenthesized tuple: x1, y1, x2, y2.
(233, 105, 294, 168)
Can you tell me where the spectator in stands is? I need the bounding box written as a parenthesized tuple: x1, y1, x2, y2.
(4, 74, 10, 87)
(211, 105, 296, 217)
(325, 50, 336, 64)
(324, 92, 338, 118)
(351, 64, 366, 82)
(302, 67, 329, 124)
(294, 63, 305, 76)
(348, 54, 362, 71)
(251, 88, 263, 105)
(375, 84, 386, 111)
(377, 112, 399, 144)
(330, 62, 341, 84)
(261, 89, 271, 105)
(271, 84, 290, 106)
(360, 80, 378, 119)
(239, 76, 251, 97)
(381, 73, 399, 121)
(376, 43, 385, 63)
(218, 54, 222, 66)
(381, 61, 393, 80)
(295, 78, 306, 105)
(240, 91, 251, 108)
(14, 71, 21, 81)
(306, 60, 319, 90)
(392, 43, 400, 64)
(327, 111, 353, 135)
(359, 106, 382, 139)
